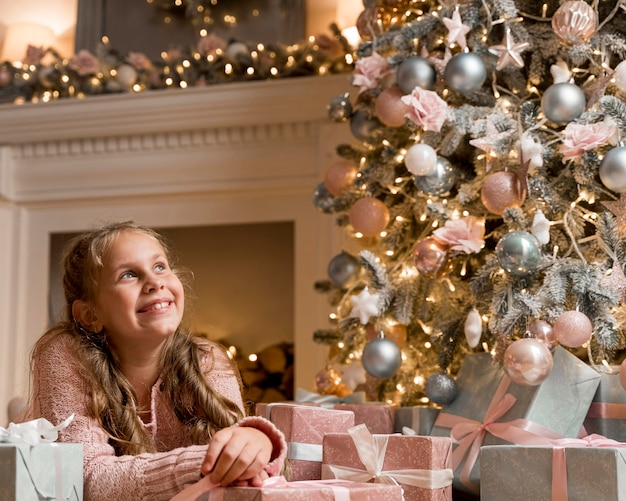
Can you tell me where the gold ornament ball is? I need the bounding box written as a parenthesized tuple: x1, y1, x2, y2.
(374, 86, 409, 127)
(314, 366, 342, 395)
(553, 310, 593, 348)
(349, 197, 391, 237)
(481, 171, 526, 215)
(324, 160, 358, 196)
(552, 1, 598, 45)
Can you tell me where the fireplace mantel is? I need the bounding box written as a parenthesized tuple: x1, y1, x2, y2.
(0, 74, 351, 422)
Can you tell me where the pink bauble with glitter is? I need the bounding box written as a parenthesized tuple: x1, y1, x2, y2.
(349, 197, 390, 237)
(324, 160, 358, 196)
(503, 338, 554, 386)
(553, 310, 593, 348)
(374, 86, 409, 127)
(481, 171, 526, 215)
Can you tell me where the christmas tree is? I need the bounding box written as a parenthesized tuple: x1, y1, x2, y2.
(312, 0, 626, 407)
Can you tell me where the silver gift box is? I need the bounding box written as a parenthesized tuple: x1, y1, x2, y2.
(481, 444, 626, 501)
(583, 367, 626, 442)
(393, 406, 440, 435)
(0, 442, 83, 501)
(430, 346, 601, 494)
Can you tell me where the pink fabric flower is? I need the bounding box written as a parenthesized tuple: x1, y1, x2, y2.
(352, 52, 391, 93)
(433, 216, 485, 254)
(197, 34, 226, 57)
(401, 86, 448, 132)
(69, 49, 100, 76)
(127, 51, 153, 70)
(24, 45, 46, 65)
(560, 120, 620, 162)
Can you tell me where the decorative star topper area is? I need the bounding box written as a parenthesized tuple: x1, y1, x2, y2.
(442, 6, 471, 50)
(489, 27, 530, 70)
(349, 287, 381, 324)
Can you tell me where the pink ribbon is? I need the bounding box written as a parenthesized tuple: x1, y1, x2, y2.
(434, 376, 562, 493)
(171, 475, 359, 501)
(586, 402, 626, 419)
(550, 434, 626, 501)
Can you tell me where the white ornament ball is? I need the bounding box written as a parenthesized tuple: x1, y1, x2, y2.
(541, 82, 586, 125)
(615, 61, 626, 93)
(464, 307, 483, 348)
(599, 147, 626, 193)
(405, 143, 438, 176)
(444, 52, 487, 94)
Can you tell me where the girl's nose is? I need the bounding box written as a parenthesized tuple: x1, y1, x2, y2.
(143, 276, 164, 293)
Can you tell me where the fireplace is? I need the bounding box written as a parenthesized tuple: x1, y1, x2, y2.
(0, 73, 350, 423)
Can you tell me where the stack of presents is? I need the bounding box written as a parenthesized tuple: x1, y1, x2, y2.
(3, 345, 626, 499)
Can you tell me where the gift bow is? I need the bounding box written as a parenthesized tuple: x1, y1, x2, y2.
(434, 376, 562, 493)
(172, 475, 360, 501)
(295, 388, 367, 406)
(0, 414, 74, 445)
(322, 423, 453, 492)
(550, 434, 626, 501)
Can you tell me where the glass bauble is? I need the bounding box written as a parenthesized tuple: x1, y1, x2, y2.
(503, 338, 553, 387)
(496, 231, 541, 276)
(361, 338, 402, 378)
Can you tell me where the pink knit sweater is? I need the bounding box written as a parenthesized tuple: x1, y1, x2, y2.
(30, 331, 287, 501)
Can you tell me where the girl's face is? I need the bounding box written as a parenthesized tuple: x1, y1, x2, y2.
(91, 230, 185, 353)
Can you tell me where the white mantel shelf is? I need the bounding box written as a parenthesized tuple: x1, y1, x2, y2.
(0, 73, 351, 423)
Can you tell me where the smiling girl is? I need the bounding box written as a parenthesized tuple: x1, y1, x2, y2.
(26, 221, 286, 500)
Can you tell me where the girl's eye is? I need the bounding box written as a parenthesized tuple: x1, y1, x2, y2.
(120, 271, 135, 279)
(155, 263, 167, 272)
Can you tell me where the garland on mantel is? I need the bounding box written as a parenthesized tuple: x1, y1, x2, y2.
(0, 24, 354, 105)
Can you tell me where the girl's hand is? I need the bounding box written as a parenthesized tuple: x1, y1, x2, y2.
(201, 426, 272, 486)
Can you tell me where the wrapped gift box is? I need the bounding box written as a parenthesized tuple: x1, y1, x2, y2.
(0, 442, 83, 501)
(430, 346, 601, 495)
(260, 403, 355, 481)
(394, 406, 440, 435)
(194, 479, 403, 501)
(321, 424, 453, 501)
(331, 402, 395, 434)
(481, 443, 626, 501)
(583, 368, 626, 441)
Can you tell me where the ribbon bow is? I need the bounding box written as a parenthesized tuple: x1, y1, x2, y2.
(0, 414, 74, 445)
(295, 388, 367, 406)
(322, 423, 454, 492)
(434, 376, 561, 493)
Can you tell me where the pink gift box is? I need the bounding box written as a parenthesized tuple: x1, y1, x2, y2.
(178, 477, 403, 501)
(322, 424, 453, 501)
(260, 403, 355, 481)
(331, 403, 395, 434)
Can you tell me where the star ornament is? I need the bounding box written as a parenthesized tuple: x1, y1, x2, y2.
(442, 7, 471, 50)
(349, 287, 381, 325)
(601, 262, 626, 302)
(488, 28, 530, 71)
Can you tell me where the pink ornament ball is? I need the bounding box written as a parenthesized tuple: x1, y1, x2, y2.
(349, 197, 391, 237)
(503, 338, 554, 387)
(528, 319, 558, 350)
(620, 359, 626, 391)
(324, 160, 358, 196)
(374, 86, 409, 127)
(553, 310, 593, 348)
(481, 171, 526, 215)
(412, 237, 452, 278)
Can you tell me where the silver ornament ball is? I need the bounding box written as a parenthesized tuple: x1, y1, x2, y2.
(599, 147, 626, 193)
(496, 231, 541, 275)
(425, 373, 458, 405)
(361, 338, 402, 379)
(541, 83, 586, 125)
(396, 56, 437, 93)
(350, 110, 382, 142)
(413, 156, 457, 196)
(444, 52, 487, 94)
(327, 252, 361, 288)
(328, 93, 353, 122)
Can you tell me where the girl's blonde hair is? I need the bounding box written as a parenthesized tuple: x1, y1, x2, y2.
(32, 221, 243, 455)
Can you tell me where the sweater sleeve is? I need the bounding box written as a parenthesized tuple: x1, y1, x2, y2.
(31, 333, 285, 501)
